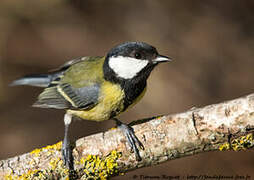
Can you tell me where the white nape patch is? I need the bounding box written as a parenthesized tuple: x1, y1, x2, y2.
(109, 56, 149, 79)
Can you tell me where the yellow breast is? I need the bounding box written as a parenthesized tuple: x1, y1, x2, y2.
(67, 81, 125, 121)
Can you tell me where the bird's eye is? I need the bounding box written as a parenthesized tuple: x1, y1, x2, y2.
(135, 52, 142, 59)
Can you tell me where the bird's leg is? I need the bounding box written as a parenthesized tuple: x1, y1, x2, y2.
(113, 118, 144, 161)
(62, 113, 74, 170)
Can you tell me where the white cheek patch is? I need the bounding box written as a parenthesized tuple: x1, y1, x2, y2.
(108, 56, 149, 79)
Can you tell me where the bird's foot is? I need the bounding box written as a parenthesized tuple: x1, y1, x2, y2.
(62, 140, 73, 170)
(115, 119, 144, 161)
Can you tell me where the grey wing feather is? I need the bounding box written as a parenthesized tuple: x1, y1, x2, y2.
(33, 83, 100, 110)
(59, 83, 100, 109)
(33, 86, 72, 109)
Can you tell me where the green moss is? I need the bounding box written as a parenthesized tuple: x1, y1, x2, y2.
(78, 150, 122, 180)
(219, 133, 254, 151)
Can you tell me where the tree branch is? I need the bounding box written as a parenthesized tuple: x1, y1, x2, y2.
(1, 93, 254, 179)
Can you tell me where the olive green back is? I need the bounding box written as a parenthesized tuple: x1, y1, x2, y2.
(61, 56, 105, 88)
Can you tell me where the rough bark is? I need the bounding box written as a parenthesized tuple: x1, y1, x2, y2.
(1, 93, 254, 179)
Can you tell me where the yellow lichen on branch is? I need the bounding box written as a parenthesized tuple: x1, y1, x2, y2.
(78, 150, 122, 180)
(5, 146, 122, 180)
(30, 141, 62, 157)
(219, 133, 254, 151)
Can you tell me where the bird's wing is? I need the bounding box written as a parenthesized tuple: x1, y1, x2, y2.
(33, 83, 100, 110)
(33, 56, 104, 110)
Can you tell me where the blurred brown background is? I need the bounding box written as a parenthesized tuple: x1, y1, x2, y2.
(0, 0, 254, 179)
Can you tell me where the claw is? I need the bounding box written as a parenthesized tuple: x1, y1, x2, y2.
(129, 127, 144, 150)
(62, 142, 73, 169)
(140, 143, 145, 150)
(114, 118, 144, 161)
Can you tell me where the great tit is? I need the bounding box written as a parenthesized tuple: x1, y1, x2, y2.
(11, 42, 171, 169)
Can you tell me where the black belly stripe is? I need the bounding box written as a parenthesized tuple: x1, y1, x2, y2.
(121, 79, 147, 111)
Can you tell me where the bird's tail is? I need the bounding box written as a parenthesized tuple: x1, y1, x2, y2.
(10, 74, 52, 87)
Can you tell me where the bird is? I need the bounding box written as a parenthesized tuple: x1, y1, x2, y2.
(11, 41, 172, 169)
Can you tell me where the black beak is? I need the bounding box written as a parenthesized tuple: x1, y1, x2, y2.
(153, 55, 172, 63)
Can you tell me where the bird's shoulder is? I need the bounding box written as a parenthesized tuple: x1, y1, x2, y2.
(60, 56, 105, 88)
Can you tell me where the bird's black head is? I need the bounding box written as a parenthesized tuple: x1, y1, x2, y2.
(103, 42, 171, 110)
(107, 42, 158, 61)
(104, 42, 171, 81)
